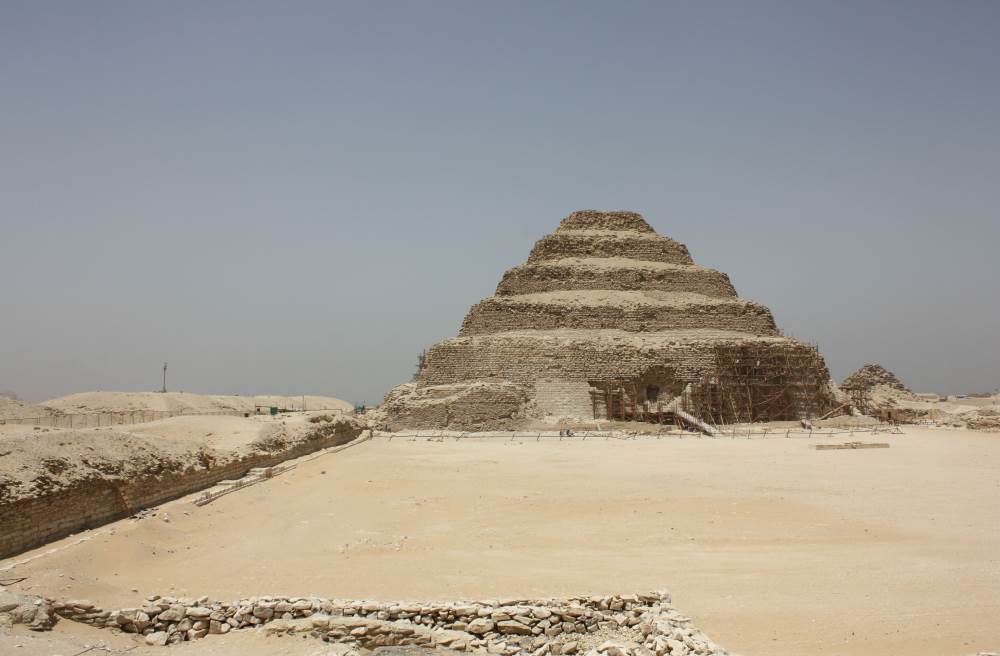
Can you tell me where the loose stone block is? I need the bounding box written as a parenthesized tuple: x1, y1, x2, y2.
(497, 620, 533, 635)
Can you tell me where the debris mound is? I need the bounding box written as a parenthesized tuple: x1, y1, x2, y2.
(842, 364, 911, 393)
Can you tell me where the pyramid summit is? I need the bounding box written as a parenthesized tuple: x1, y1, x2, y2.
(556, 209, 656, 233)
(382, 210, 836, 430)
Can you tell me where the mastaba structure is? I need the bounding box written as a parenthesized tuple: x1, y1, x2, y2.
(382, 211, 837, 430)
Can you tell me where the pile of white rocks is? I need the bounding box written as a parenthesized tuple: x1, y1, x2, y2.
(51, 591, 731, 655)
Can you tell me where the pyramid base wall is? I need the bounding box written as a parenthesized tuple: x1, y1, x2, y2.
(379, 381, 530, 432)
(384, 332, 837, 430)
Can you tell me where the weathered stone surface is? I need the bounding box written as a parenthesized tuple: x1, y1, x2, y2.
(156, 607, 184, 622)
(252, 605, 274, 619)
(597, 641, 629, 656)
(497, 619, 533, 635)
(528, 231, 693, 265)
(467, 617, 495, 634)
(371, 649, 456, 656)
(0, 589, 20, 613)
(460, 292, 777, 337)
(381, 381, 529, 432)
(496, 259, 736, 298)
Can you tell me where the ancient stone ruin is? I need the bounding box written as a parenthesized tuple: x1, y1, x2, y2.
(842, 363, 911, 394)
(38, 590, 730, 655)
(383, 211, 836, 430)
(841, 363, 915, 417)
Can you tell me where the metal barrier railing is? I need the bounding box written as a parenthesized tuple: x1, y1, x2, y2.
(376, 424, 904, 441)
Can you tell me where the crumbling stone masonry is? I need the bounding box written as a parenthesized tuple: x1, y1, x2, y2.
(842, 363, 911, 394)
(383, 210, 836, 430)
(46, 590, 730, 655)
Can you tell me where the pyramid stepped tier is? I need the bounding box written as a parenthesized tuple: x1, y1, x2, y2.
(381, 210, 836, 430)
(418, 329, 825, 393)
(459, 291, 777, 336)
(419, 330, 798, 386)
(496, 258, 737, 297)
(556, 210, 656, 233)
(527, 231, 694, 264)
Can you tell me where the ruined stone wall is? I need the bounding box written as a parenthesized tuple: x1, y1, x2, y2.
(0, 425, 362, 559)
(459, 297, 778, 336)
(0, 481, 126, 561)
(496, 263, 737, 298)
(48, 590, 728, 655)
(527, 233, 693, 264)
(380, 381, 529, 432)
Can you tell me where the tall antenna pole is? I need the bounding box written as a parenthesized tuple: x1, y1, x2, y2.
(162, 362, 168, 393)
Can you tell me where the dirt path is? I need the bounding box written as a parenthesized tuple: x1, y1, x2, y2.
(3, 428, 998, 655)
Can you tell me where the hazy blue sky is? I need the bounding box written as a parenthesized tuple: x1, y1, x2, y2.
(2, 1, 998, 403)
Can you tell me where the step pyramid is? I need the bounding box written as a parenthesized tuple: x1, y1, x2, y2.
(383, 211, 836, 430)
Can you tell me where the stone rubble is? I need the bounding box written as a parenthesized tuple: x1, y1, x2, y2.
(48, 591, 732, 655)
(0, 588, 57, 631)
(842, 363, 911, 393)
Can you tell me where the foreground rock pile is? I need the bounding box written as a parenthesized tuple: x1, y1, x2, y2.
(50, 591, 731, 655)
(943, 408, 1000, 432)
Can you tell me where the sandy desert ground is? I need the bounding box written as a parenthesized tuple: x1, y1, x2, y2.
(2, 426, 998, 656)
